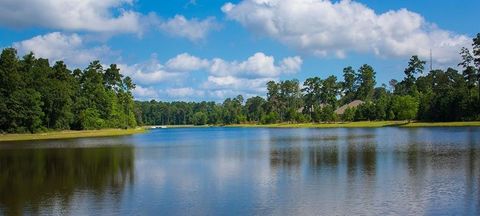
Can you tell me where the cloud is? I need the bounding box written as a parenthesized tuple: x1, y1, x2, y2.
(165, 53, 210, 72)
(13, 32, 114, 66)
(159, 15, 220, 41)
(12, 31, 302, 101)
(165, 87, 205, 98)
(222, 0, 471, 63)
(118, 56, 182, 85)
(128, 52, 302, 101)
(209, 52, 302, 78)
(201, 53, 301, 99)
(152, 52, 302, 79)
(0, 1, 220, 40)
(133, 85, 160, 99)
(203, 76, 273, 93)
(0, 0, 141, 33)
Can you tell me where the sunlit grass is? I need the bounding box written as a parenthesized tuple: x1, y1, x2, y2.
(0, 128, 147, 142)
(228, 121, 406, 128)
(229, 121, 480, 128)
(401, 121, 480, 127)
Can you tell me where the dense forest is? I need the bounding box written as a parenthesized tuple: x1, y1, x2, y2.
(136, 33, 480, 125)
(0, 48, 137, 133)
(1, 34, 479, 131)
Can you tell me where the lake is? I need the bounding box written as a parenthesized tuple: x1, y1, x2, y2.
(0, 127, 479, 215)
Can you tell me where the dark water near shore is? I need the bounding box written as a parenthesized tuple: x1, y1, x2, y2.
(0, 127, 479, 215)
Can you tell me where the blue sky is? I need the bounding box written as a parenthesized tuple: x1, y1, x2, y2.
(1, 0, 478, 101)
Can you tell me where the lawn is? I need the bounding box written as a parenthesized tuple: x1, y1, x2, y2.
(228, 121, 480, 128)
(228, 121, 406, 128)
(0, 128, 147, 142)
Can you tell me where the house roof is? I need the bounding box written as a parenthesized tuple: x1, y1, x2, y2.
(335, 100, 364, 115)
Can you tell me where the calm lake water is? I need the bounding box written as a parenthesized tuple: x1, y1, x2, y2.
(0, 127, 479, 215)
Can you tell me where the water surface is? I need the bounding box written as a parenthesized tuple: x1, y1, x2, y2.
(0, 127, 479, 215)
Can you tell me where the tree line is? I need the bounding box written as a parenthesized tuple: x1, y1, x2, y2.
(1, 34, 479, 131)
(136, 33, 480, 125)
(0, 48, 137, 133)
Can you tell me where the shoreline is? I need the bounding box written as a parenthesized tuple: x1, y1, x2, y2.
(226, 121, 480, 128)
(2, 121, 480, 142)
(0, 128, 147, 142)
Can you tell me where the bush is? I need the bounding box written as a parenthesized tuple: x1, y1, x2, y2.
(261, 112, 279, 124)
(320, 105, 337, 122)
(341, 107, 355, 122)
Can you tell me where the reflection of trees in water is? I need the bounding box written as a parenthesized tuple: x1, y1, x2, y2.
(466, 130, 479, 215)
(347, 142, 377, 176)
(0, 146, 134, 215)
(309, 144, 339, 170)
(404, 129, 480, 213)
(270, 147, 302, 170)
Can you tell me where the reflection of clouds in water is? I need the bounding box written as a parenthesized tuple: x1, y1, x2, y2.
(11, 127, 475, 214)
(135, 159, 167, 190)
(212, 156, 240, 188)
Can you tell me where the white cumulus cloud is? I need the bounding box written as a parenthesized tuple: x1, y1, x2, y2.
(13, 32, 113, 66)
(165, 53, 210, 72)
(133, 85, 160, 99)
(222, 0, 471, 63)
(209, 52, 302, 78)
(118, 57, 182, 85)
(127, 52, 301, 101)
(0, 0, 141, 33)
(159, 15, 220, 41)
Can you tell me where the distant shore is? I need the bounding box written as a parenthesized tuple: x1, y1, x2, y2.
(2, 121, 479, 142)
(226, 121, 480, 128)
(0, 128, 146, 142)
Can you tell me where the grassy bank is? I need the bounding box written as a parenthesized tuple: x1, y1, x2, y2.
(228, 121, 480, 128)
(401, 121, 480, 127)
(228, 121, 405, 128)
(0, 128, 147, 142)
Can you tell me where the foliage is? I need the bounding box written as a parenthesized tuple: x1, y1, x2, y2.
(136, 34, 480, 125)
(0, 48, 137, 133)
(391, 95, 419, 121)
(3, 33, 480, 132)
(341, 107, 355, 122)
(355, 64, 376, 101)
(261, 112, 279, 124)
(193, 112, 208, 125)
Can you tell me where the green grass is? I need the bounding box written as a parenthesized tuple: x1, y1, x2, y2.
(228, 121, 407, 128)
(228, 121, 480, 128)
(401, 121, 480, 127)
(0, 128, 147, 142)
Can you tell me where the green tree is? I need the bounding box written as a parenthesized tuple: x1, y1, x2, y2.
(341, 107, 355, 122)
(471, 34, 480, 99)
(266, 81, 281, 115)
(7, 89, 44, 133)
(458, 47, 477, 92)
(341, 66, 356, 103)
(0, 48, 23, 131)
(245, 96, 266, 122)
(79, 108, 105, 130)
(403, 55, 426, 95)
(193, 112, 208, 125)
(391, 95, 419, 121)
(320, 75, 339, 107)
(261, 112, 279, 124)
(319, 105, 337, 122)
(356, 64, 376, 101)
(302, 77, 322, 116)
(279, 79, 303, 121)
